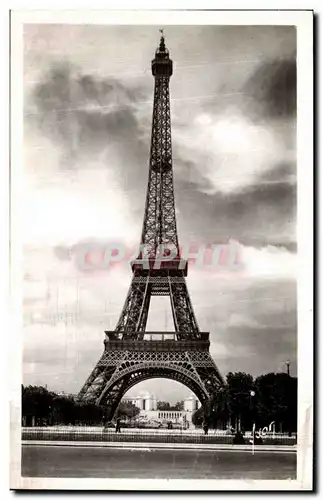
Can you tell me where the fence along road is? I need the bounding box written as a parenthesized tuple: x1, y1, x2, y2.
(22, 426, 297, 446)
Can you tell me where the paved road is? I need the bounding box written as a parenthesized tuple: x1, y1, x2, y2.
(22, 445, 296, 480)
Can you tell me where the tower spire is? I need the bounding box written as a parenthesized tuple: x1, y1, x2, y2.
(159, 29, 166, 52)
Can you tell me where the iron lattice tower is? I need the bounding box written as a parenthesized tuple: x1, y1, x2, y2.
(77, 35, 224, 418)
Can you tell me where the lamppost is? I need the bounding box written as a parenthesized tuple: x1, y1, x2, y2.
(285, 360, 291, 376)
(250, 390, 256, 433)
(237, 390, 256, 433)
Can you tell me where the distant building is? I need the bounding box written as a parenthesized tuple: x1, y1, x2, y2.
(56, 392, 77, 399)
(122, 391, 201, 428)
(123, 391, 157, 411)
(184, 394, 200, 412)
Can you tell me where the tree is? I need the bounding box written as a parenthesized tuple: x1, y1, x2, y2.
(157, 401, 171, 410)
(75, 401, 104, 425)
(22, 385, 105, 426)
(255, 373, 297, 432)
(192, 406, 204, 427)
(157, 401, 184, 411)
(22, 385, 56, 425)
(173, 401, 184, 411)
(116, 402, 140, 420)
(209, 385, 230, 429)
(226, 372, 255, 430)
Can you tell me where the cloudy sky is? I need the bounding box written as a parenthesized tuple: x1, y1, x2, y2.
(23, 24, 297, 402)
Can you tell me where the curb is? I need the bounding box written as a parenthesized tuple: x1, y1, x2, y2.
(22, 441, 297, 453)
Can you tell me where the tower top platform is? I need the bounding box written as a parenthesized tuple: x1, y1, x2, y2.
(152, 33, 173, 77)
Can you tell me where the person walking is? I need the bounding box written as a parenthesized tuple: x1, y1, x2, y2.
(203, 421, 209, 435)
(233, 430, 245, 444)
(115, 417, 121, 433)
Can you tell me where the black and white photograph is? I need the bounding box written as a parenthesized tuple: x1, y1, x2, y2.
(9, 9, 313, 491)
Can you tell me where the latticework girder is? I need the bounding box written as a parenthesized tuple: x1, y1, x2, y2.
(140, 74, 178, 259)
(79, 346, 223, 419)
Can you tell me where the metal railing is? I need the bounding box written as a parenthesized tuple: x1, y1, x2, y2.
(22, 426, 297, 446)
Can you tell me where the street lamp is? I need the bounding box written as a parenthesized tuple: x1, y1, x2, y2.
(249, 390, 256, 448)
(249, 390, 255, 409)
(48, 405, 52, 427)
(249, 390, 255, 428)
(285, 360, 291, 376)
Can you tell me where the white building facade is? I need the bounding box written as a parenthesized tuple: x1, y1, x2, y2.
(123, 392, 157, 411)
(122, 391, 201, 428)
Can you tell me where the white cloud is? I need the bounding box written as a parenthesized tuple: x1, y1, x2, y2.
(184, 240, 297, 284)
(174, 111, 295, 194)
(23, 129, 138, 247)
(239, 243, 297, 279)
(23, 168, 137, 246)
(227, 313, 261, 329)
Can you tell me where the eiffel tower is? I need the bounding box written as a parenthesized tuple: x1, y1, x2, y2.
(77, 34, 224, 419)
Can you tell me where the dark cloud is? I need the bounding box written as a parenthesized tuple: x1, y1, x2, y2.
(245, 58, 297, 119)
(218, 324, 297, 377)
(27, 62, 152, 200)
(170, 58, 297, 249)
(260, 161, 296, 183)
(175, 160, 296, 248)
(29, 62, 148, 158)
(27, 56, 297, 250)
(27, 58, 297, 248)
(205, 278, 297, 376)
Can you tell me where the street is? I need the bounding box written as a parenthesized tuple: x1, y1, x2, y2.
(22, 444, 296, 480)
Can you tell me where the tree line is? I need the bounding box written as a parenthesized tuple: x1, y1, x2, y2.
(21, 370, 297, 432)
(21, 386, 140, 426)
(192, 372, 297, 433)
(157, 401, 184, 411)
